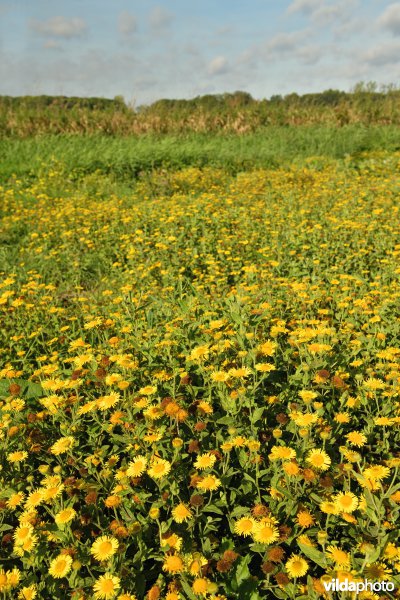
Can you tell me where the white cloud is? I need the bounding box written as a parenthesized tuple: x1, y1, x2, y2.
(118, 11, 138, 37)
(29, 16, 87, 39)
(362, 40, 400, 66)
(286, 0, 320, 15)
(149, 6, 173, 30)
(287, 0, 359, 27)
(265, 30, 310, 54)
(377, 3, 400, 35)
(43, 39, 61, 50)
(207, 55, 229, 76)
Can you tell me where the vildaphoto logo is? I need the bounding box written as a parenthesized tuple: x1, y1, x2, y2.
(323, 579, 395, 593)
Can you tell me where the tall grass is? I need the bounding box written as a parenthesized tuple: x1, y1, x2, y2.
(1, 126, 399, 183)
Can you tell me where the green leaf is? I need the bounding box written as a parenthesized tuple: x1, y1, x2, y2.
(235, 554, 252, 586)
(297, 543, 327, 569)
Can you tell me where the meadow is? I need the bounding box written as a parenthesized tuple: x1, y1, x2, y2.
(0, 126, 400, 599)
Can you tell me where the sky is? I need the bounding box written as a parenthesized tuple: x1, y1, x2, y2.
(0, 0, 399, 106)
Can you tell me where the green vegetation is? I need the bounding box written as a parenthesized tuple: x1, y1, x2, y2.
(1, 126, 400, 184)
(1, 84, 400, 136)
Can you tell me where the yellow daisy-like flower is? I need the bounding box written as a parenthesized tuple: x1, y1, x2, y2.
(4, 567, 20, 588)
(210, 371, 230, 383)
(162, 555, 185, 574)
(13, 524, 34, 545)
(269, 446, 296, 461)
(290, 412, 318, 427)
(192, 578, 209, 595)
(138, 385, 157, 395)
(90, 536, 119, 562)
(333, 492, 358, 513)
(346, 431, 367, 447)
(259, 340, 277, 356)
(93, 574, 121, 599)
(196, 475, 221, 491)
(24, 490, 43, 510)
(194, 453, 216, 470)
(50, 436, 75, 455)
(255, 363, 276, 372)
(18, 585, 37, 599)
(97, 393, 121, 411)
(234, 516, 257, 537)
(298, 390, 318, 403)
(54, 507, 76, 527)
(362, 465, 390, 481)
(172, 503, 192, 523)
(185, 553, 208, 576)
(49, 554, 73, 579)
(7, 451, 28, 463)
(296, 511, 314, 528)
(6, 492, 24, 509)
(326, 545, 351, 567)
(252, 519, 280, 544)
(161, 533, 182, 550)
(147, 458, 171, 479)
(77, 400, 98, 415)
(319, 501, 339, 515)
(126, 456, 147, 477)
(306, 449, 331, 471)
(285, 554, 309, 578)
(197, 401, 213, 414)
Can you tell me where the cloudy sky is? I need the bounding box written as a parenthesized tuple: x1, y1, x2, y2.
(0, 0, 399, 105)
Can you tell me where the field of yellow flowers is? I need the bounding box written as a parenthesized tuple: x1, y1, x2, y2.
(1, 152, 400, 599)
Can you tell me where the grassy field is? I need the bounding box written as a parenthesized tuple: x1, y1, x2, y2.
(0, 132, 400, 599)
(1, 125, 400, 183)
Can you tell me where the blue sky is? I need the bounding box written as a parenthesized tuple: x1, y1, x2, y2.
(1, 0, 399, 105)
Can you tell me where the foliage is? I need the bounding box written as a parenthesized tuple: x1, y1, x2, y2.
(0, 153, 400, 598)
(2, 85, 400, 135)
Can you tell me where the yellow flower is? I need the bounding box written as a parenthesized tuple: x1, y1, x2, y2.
(147, 458, 171, 479)
(285, 554, 309, 578)
(6, 492, 24, 509)
(55, 507, 76, 527)
(296, 511, 314, 528)
(126, 456, 147, 477)
(269, 446, 296, 461)
(138, 385, 157, 395)
(97, 393, 121, 411)
(93, 574, 121, 599)
(162, 555, 185, 573)
(192, 578, 209, 595)
(18, 585, 37, 599)
(346, 431, 367, 447)
(7, 449, 28, 463)
(234, 516, 256, 537)
(259, 340, 277, 356)
(298, 390, 318, 403)
(49, 554, 73, 579)
(210, 371, 230, 383)
(194, 453, 216, 470)
(172, 503, 192, 523)
(306, 449, 331, 471)
(255, 363, 276, 372)
(90, 536, 119, 561)
(196, 475, 221, 491)
(319, 501, 339, 515)
(362, 465, 390, 481)
(50, 436, 74, 455)
(333, 492, 358, 513)
(252, 520, 280, 545)
(326, 545, 350, 567)
(161, 533, 182, 550)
